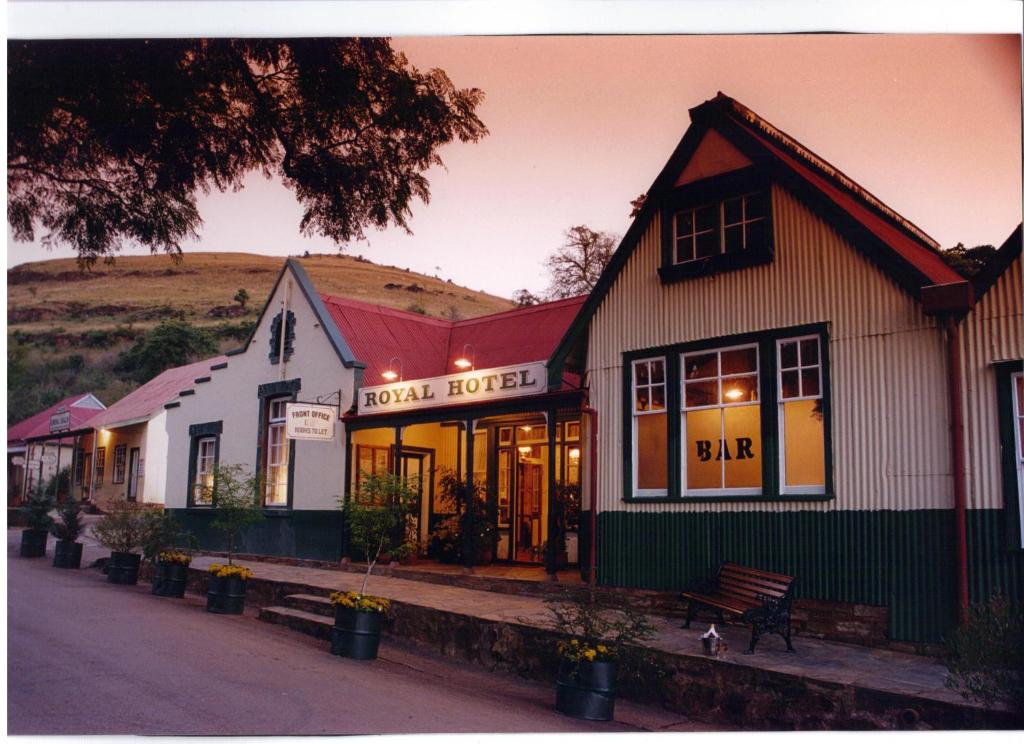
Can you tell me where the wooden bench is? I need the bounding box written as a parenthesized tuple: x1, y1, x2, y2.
(680, 562, 796, 654)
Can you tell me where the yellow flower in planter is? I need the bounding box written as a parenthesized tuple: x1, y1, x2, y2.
(329, 590, 390, 614)
(208, 563, 254, 580)
(158, 551, 192, 566)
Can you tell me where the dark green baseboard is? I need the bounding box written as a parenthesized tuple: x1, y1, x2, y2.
(595, 508, 1023, 644)
(168, 509, 346, 563)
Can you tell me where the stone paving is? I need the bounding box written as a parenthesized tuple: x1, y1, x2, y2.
(186, 553, 969, 711)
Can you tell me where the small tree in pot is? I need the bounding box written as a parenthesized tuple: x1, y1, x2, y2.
(19, 489, 54, 558)
(50, 497, 85, 568)
(205, 464, 263, 614)
(546, 589, 656, 722)
(92, 500, 147, 584)
(141, 510, 193, 598)
(332, 471, 416, 659)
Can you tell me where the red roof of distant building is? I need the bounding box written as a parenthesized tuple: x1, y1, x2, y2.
(7, 393, 106, 446)
(320, 294, 587, 387)
(88, 356, 227, 430)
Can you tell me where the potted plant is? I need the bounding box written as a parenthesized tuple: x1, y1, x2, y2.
(205, 464, 263, 614)
(333, 471, 416, 659)
(50, 497, 84, 568)
(547, 589, 655, 721)
(19, 489, 54, 558)
(141, 509, 192, 597)
(92, 500, 147, 584)
(428, 469, 494, 565)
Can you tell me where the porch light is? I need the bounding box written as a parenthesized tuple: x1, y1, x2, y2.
(520, 425, 532, 433)
(454, 343, 475, 370)
(382, 357, 403, 382)
(518, 445, 532, 455)
(568, 447, 581, 461)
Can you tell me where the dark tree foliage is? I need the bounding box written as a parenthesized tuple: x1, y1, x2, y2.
(8, 38, 488, 265)
(545, 225, 617, 299)
(940, 243, 997, 278)
(114, 319, 217, 383)
(512, 289, 541, 307)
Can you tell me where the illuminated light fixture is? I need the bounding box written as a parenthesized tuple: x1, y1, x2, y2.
(568, 447, 581, 461)
(520, 425, 532, 433)
(454, 343, 475, 370)
(382, 356, 403, 382)
(725, 388, 745, 401)
(518, 445, 532, 455)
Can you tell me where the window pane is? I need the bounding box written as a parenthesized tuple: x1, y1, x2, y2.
(695, 205, 717, 232)
(695, 230, 718, 259)
(722, 374, 758, 403)
(685, 380, 718, 408)
(800, 338, 819, 366)
(783, 399, 825, 487)
(675, 210, 693, 236)
(686, 409, 721, 489)
(781, 370, 800, 399)
(724, 405, 762, 488)
(723, 197, 743, 225)
(1016, 375, 1024, 415)
(650, 359, 665, 384)
(684, 352, 717, 380)
(721, 347, 757, 375)
(745, 192, 767, 220)
(780, 342, 799, 369)
(635, 361, 649, 386)
(635, 388, 651, 412)
(675, 236, 694, 264)
(801, 368, 821, 397)
(636, 412, 668, 490)
(1018, 419, 1023, 459)
(723, 225, 744, 253)
(650, 385, 666, 410)
(745, 219, 767, 251)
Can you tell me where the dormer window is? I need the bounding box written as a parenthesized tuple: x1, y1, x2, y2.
(659, 168, 773, 283)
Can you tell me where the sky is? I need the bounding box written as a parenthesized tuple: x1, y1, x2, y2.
(6, 32, 1022, 299)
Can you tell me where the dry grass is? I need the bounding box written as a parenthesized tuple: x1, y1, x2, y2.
(8, 251, 514, 333)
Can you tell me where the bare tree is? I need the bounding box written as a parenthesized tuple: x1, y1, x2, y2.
(544, 225, 617, 299)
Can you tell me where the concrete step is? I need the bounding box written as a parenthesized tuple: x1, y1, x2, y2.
(259, 605, 333, 641)
(283, 593, 335, 617)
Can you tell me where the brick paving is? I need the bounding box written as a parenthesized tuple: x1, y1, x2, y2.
(187, 553, 970, 710)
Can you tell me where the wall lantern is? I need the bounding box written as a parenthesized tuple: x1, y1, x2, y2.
(453, 343, 475, 371)
(568, 447, 581, 461)
(382, 357, 403, 382)
(517, 445, 532, 456)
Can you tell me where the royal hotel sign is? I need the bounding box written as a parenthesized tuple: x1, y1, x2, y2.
(358, 362, 547, 415)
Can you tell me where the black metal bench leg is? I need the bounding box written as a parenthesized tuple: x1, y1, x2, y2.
(745, 625, 760, 655)
(682, 601, 696, 629)
(783, 621, 795, 652)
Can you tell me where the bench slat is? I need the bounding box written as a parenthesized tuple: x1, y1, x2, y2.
(718, 576, 787, 599)
(721, 563, 794, 584)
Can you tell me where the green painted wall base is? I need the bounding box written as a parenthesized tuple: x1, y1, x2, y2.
(596, 508, 1023, 644)
(169, 509, 346, 563)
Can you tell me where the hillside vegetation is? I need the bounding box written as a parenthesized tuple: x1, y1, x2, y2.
(7, 251, 514, 424)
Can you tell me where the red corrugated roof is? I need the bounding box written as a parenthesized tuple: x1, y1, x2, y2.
(7, 393, 106, 445)
(320, 294, 587, 387)
(88, 356, 227, 430)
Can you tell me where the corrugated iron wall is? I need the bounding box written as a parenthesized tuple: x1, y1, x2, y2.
(587, 184, 952, 514)
(960, 252, 1022, 510)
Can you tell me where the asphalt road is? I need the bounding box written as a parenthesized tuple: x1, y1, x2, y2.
(7, 532, 707, 735)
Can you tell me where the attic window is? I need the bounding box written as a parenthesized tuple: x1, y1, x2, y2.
(658, 167, 774, 283)
(269, 310, 296, 364)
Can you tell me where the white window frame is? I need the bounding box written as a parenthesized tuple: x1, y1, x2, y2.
(680, 343, 762, 497)
(1012, 371, 1024, 549)
(112, 444, 127, 485)
(672, 191, 768, 266)
(632, 356, 668, 498)
(192, 437, 217, 506)
(264, 398, 290, 507)
(777, 335, 826, 496)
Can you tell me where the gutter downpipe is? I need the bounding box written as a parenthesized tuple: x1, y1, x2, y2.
(581, 390, 598, 589)
(945, 315, 969, 622)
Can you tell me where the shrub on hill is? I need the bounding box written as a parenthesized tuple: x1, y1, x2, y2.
(114, 319, 217, 384)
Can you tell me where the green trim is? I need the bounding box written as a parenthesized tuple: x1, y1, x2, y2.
(995, 360, 1024, 550)
(256, 379, 300, 510)
(186, 421, 221, 509)
(210, 362, 228, 371)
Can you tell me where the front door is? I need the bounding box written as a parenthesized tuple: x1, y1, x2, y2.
(127, 448, 141, 502)
(514, 459, 544, 562)
(400, 452, 426, 548)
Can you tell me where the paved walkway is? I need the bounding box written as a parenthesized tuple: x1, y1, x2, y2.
(184, 553, 967, 710)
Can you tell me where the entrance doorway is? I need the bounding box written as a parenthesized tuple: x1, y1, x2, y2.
(127, 448, 141, 502)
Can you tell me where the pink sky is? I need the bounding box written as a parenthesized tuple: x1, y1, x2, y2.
(7, 34, 1022, 298)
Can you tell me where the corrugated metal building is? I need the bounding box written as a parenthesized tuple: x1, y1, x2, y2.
(550, 93, 1023, 644)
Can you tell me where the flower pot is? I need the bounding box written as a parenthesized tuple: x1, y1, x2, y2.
(555, 658, 618, 721)
(331, 605, 383, 660)
(152, 562, 189, 598)
(52, 540, 83, 569)
(107, 551, 141, 584)
(206, 575, 247, 614)
(20, 528, 48, 558)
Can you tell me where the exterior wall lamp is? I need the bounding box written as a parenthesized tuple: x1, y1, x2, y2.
(454, 343, 475, 371)
(382, 357, 403, 382)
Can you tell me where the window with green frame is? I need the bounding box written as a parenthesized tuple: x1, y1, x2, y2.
(623, 324, 832, 501)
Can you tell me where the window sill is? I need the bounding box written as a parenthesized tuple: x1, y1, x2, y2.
(262, 507, 292, 517)
(658, 248, 772, 284)
(622, 493, 834, 504)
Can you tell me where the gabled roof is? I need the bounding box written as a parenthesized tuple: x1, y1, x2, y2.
(88, 356, 227, 430)
(8, 393, 105, 445)
(550, 92, 967, 376)
(972, 223, 1022, 303)
(321, 293, 586, 387)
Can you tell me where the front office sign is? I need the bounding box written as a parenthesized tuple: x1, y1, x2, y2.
(358, 361, 548, 415)
(285, 403, 337, 441)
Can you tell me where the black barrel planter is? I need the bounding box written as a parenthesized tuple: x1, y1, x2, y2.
(19, 529, 48, 558)
(555, 658, 618, 721)
(331, 606, 383, 660)
(107, 551, 142, 585)
(152, 562, 189, 598)
(52, 540, 83, 569)
(207, 576, 247, 614)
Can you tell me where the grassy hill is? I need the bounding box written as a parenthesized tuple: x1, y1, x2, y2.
(7, 251, 515, 424)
